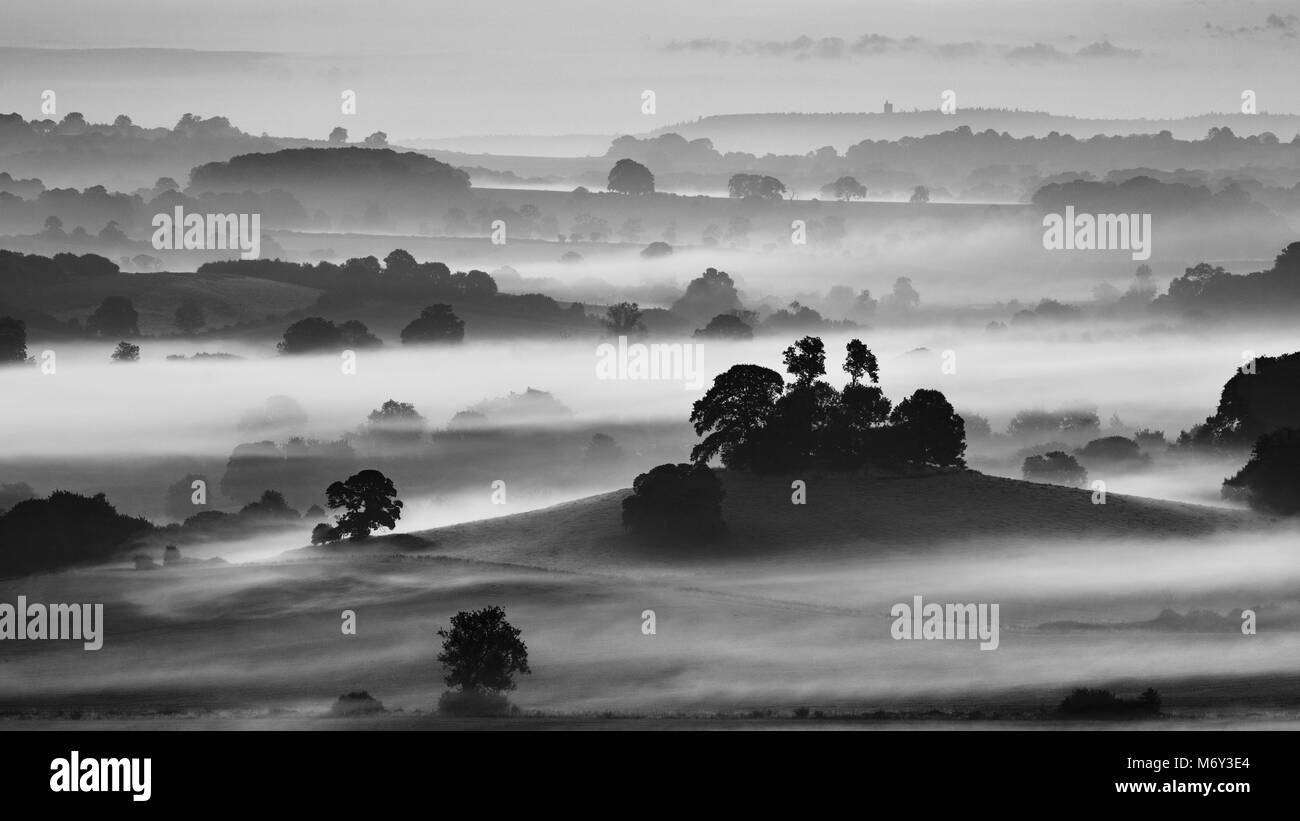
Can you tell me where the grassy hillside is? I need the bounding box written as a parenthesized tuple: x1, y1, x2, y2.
(314, 469, 1257, 571)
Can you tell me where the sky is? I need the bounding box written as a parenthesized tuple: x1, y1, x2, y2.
(1, 0, 1298, 139)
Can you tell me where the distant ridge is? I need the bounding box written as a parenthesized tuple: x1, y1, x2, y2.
(644, 109, 1300, 154)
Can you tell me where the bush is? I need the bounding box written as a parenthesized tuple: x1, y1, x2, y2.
(621, 463, 727, 541)
(1059, 687, 1161, 718)
(1023, 451, 1087, 486)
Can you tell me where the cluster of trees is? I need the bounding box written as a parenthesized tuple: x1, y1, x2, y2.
(0, 491, 152, 577)
(201, 250, 497, 299)
(0, 249, 120, 287)
(727, 173, 788, 200)
(1153, 242, 1300, 315)
(689, 336, 966, 473)
(278, 316, 381, 353)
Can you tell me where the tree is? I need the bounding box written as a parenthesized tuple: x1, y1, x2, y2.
(328, 126, 348, 143)
(844, 339, 879, 385)
(1222, 428, 1300, 514)
(278, 317, 380, 353)
(111, 341, 140, 362)
(694, 313, 753, 340)
(882, 277, 920, 313)
(0, 316, 27, 363)
(909, 185, 930, 204)
(690, 364, 785, 465)
(436, 605, 531, 694)
(42, 215, 65, 236)
(98, 221, 128, 243)
(1023, 451, 1087, 486)
(323, 469, 403, 540)
(366, 399, 426, 440)
(728, 173, 786, 200)
(822, 176, 867, 201)
(621, 463, 727, 541)
(87, 296, 139, 337)
(363, 131, 388, 147)
(278, 317, 341, 353)
(174, 300, 205, 335)
(640, 241, 673, 258)
(782, 336, 827, 387)
(888, 389, 966, 467)
(607, 158, 655, 195)
(601, 302, 645, 337)
(671, 267, 742, 325)
(400, 304, 464, 344)
(383, 248, 418, 277)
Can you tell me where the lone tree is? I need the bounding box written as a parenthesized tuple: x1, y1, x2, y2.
(601, 301, 645, 337)
(843, 338, 879, 385)
(321, 469, 403, 540)
(87, 296, 139, 338)
(400, 304, 464, 344)
(436, 606, 531, 714)
(622, 463, 727, 541)
(111, 341, 140, 362)
(607, 158, 655, 195)
(0, 316, 27, 363)
(328, 126, 348, 143)
(821, 176, 867, 201)
(174, 300, 205, 335)
(909, 185, 930, 204)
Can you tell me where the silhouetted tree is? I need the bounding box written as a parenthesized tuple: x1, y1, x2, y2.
(621, 463, 727, 541)
(782, 336, 826, 387)
(909, 185, 930, 203)
(366, 399, 426, 440)
(323, 469, 403, 540)
(400, 304, 464, 344)
(328, 126, 348, 144)
(689, 364, 785, 465)
(607, 158, 655, 195)
(363, 131, 388, 147)
(888, 389, 966, 467)
(1222, 428, 1300, 514)
(111, 341, 140, 362)
(436, 605, 531, 695)
(0, 491, 152, 576)
(844, 339, 879, 385)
